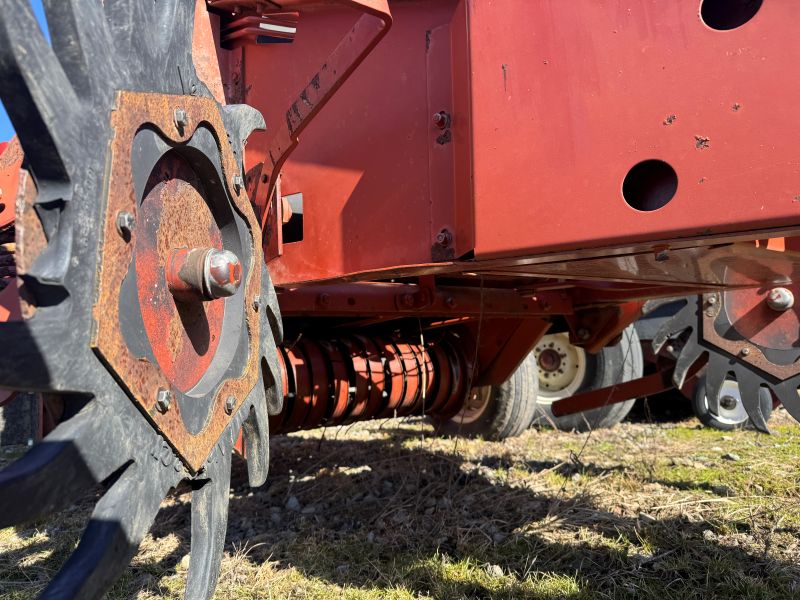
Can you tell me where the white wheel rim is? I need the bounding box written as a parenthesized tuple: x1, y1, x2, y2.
(535, 332, 587, 405)
(702, 378, 753, 426)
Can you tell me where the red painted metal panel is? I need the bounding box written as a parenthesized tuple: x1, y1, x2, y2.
(468, 0, 800, 258)
(244, 0, 800, 288)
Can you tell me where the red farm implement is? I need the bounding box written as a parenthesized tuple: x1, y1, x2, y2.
(1, 0, 800, 597)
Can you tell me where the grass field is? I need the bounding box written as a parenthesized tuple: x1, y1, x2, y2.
(1, 402, 799, 599)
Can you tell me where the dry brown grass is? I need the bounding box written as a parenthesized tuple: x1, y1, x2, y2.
(2, 403, 800, 599)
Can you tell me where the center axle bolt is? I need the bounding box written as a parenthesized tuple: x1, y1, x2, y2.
(767, 287, 794, 312)
(167, 247, 242, 303)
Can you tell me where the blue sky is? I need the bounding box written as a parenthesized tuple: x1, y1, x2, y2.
(0, 0, 49, 142)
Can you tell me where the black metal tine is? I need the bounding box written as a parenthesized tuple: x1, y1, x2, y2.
(704, 352, 730, 416)
(734, 368, 771, 433)
(652, 298, 697, 354)
(40, 462, 178, 600)
(186, 447, 232, 600)
(0, 400, 130, 528)
(672, 339, 704, 389)
(242, 385, 270, 487)
(102, 0, 150, 74)
(42, 0, 116, 102)
(773, 374, 800, 424)
(0, 0, 80, 192)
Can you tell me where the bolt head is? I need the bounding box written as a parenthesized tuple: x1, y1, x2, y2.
(401, 293, 415, 308)
(174, 108, 188, 129)
(225, 396, 236, 415)
(206, 249, 242, 299)
(252, 296, 261, 311)
(740, 347, 751, 356)
(156, 388, 172, 413)
(577, 328, 591, 341)
(318, 292, 331, 307)
(232, 174, 244, 194)
(707, 296, 717, 305)
(435, 229, 453, 247)
(767, 287, 795, 312)
(433, 111, 451, 129)
(115, 211, 135, 239)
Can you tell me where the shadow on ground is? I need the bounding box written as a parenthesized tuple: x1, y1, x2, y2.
(121, 423, 800, 599)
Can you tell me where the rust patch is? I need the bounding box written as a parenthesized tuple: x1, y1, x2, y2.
(702, 292, 800, 380)
(694, 135, 710, 150)
(92, 91, 262, 472)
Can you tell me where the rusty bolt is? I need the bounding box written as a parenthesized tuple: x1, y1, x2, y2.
(435, 229, 453, 248)
(433, 111, 451, 130)
(705, 309, 715, 317)
(232, 174, 244, 194)
(167, 247, 242, 302)
(174, 108, 189, 130)
(740, 347, 751, 357)
(156, 388, 172, 413)
(318, 292, 331, 307)
(767, 287, 795, 312)
(400, 293, 415, 308)
(225, 395, 236, 415)
(115, 211, 135, 239)
(577, 328, 591, 341)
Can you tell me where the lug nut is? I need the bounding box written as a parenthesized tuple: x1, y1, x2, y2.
(167, 247, 242, 302)
(156, 388, 172, 413)
(767, 287, 794, 311)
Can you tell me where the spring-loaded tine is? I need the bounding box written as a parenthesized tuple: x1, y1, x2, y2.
(652, 298, 696, 354)
(0, 400, 130, 528)
(704, 353, 730, 416)
(241, 384, 270, 487)
(672, 339, 704, 389)
(186, 447, 232, 600)
(43, 0, 116, 102)
(734, 368, 771, 433)
(40, 462, 176, 600)
(773, 375, 800, 423)
(0, 0, 79, 188)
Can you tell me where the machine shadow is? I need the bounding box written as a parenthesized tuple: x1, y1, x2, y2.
(138, 425, 799, 598)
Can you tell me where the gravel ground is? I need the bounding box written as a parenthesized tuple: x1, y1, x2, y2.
(1, 403, 799, 599)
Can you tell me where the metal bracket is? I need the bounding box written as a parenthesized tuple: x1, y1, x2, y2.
(239, 0, 392, 258)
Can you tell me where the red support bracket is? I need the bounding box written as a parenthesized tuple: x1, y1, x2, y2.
(551, 359, 705, 417)
(239, 0, 392, 256)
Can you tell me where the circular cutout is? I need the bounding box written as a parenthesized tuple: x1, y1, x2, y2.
(701, 0, 762, 31)
(622, 159, 678, 212)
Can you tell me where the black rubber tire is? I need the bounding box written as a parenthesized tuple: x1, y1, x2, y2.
(434, 353, 539, 440)
(692, 375, 773, 431)
(532, 326, 644, 432)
